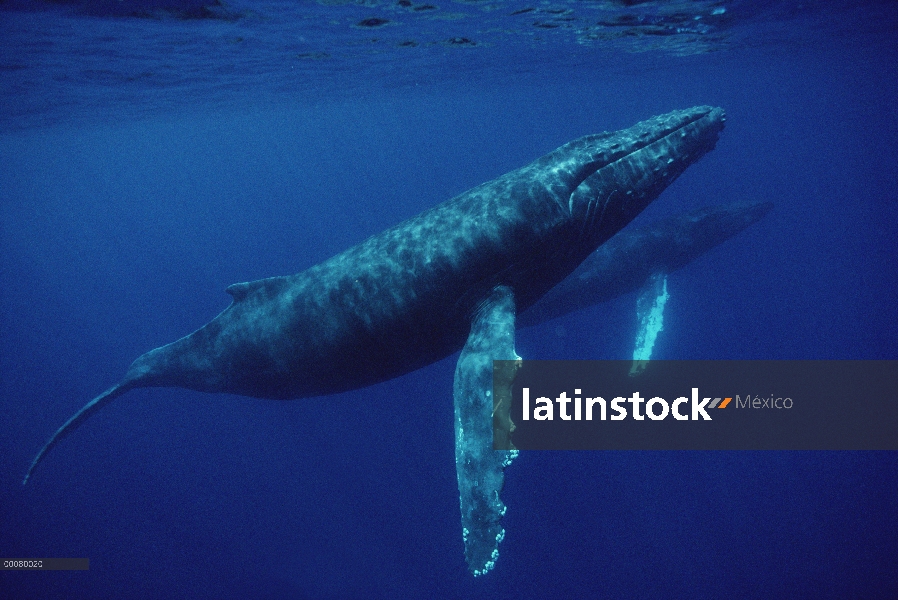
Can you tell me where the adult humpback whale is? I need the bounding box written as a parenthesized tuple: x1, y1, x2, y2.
(24, 106, 726, 575)
(523, 201, 774, 326)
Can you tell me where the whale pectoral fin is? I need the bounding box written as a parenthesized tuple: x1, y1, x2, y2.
(453, 285, 521, 576)
(630, 272, 669, 376)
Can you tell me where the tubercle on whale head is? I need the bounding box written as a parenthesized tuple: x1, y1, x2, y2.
(566, 106, 726, 247)
(532, 106, 725, 207)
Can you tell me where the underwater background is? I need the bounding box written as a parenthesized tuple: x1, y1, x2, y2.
(1, 0, 897, 597)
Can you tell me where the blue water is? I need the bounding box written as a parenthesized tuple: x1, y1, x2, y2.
(1, 1, 897, 597)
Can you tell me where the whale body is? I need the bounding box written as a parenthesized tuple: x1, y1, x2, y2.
(24, 106, 727, 574)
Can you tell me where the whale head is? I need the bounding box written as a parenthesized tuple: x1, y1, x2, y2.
(549, 106, 726, 248)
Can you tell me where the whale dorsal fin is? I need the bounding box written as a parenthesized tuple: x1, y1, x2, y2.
(225, 281, 254, 301)
(227, 277, 287, 302)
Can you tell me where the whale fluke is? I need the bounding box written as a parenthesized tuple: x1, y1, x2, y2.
(24, 380, 137, 485)
(24, 337, 193, 484)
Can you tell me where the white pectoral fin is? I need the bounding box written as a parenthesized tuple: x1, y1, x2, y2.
(630, 272, 669, 376)
(453, 285, 521, 577)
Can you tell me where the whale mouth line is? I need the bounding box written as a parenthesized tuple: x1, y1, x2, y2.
(638, 106, 722, 152)
(619, 106, 725, 169)
(565, 106, 725, 227)
(576, 106, 724, 190)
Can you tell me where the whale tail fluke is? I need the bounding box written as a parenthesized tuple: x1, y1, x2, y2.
(23, 378, 138, 486)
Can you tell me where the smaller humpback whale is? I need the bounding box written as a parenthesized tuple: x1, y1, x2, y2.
(520, 201, 773, 375)
(522, 201, 774, 326)
(24, 106, 727, 575)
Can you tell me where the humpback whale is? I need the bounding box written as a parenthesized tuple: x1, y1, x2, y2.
(523, 201, 774, 326)
(24, 106, 727, 575)
(520, 201, 773, 375)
